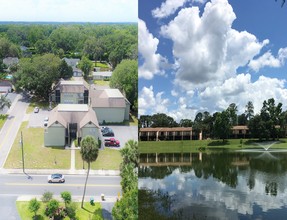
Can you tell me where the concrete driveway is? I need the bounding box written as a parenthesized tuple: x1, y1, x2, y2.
(101, 125, 138, 149)
(28, 108, 50, 128)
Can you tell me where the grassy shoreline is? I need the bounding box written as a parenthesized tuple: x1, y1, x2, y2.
(139, 138, 287, 153)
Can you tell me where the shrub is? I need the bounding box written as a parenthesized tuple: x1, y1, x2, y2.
(45, 199, 59, 217)
(28, 198, 40, 218)
(66, 202, 77, 219)
(61, 191, 72, 207)
(42, 191, 53, 203)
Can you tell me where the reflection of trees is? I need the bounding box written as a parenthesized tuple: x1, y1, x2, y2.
(139, 188, 182, 220)
(139, 166, 178, 179)
(265, 182, 278, 196)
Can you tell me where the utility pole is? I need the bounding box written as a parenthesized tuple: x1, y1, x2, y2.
(20, 131, 25, 173)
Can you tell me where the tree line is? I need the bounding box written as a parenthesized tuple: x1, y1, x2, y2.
(0, 24, 137, 68)
(139, 98, 287, 141)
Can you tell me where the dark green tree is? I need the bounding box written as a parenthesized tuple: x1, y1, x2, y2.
(179, 119, 193, 127)
(78, 56, 93, 80)
(0, 95, 11, 111)
(80, 135, 99, 208)
(110, 59, 138, 111)
(58, 59, 73, 79)
(28, 198, 40, 219)
(151, 113, 178, 127)
(245, 101, 254, 121)
(227, 103, 238, 126)
(214, 110, 232, 141)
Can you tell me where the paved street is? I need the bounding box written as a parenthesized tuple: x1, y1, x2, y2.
(0, 94, 29, 168)
(0, 174, 121, 219)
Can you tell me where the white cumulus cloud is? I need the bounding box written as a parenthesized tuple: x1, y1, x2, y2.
(160, 0, 268, 90)
(138, 19, 166, 80)
(248, 47, 287, 72)
(152, 0, 188, 19)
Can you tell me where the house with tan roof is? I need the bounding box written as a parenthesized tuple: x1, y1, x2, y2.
(90, 85, 130, 123)
(44, 104, 100, 146)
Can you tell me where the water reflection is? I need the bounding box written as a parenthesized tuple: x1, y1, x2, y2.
(139, 151, 287, 219)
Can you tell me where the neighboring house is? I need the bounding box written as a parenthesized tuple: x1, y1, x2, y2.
(0, 80, 12, 94)
(90, 85, 130, 123)
(51, 79, 89, 104)
(92, 71, 112, 80)
(139, 127, 193, 141)
(3, 57, 19, 71)
(231, 125, 250, 138)
(44, 104, 100, 147)
(63, 58, 82, 77)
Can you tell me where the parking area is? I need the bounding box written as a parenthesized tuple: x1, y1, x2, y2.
(28, 108, 50, 128)
(101, 125, 138, 149)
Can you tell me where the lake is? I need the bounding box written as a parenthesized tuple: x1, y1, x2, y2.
(138, 150, 287, 220)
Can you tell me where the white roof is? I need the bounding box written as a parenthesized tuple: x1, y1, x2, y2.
(60, 81, 85, 85)
(104, 89, 124, 98)
(58, 104, 89, 112)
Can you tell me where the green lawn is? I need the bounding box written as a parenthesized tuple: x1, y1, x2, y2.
(4, 122, 71, 169)
(75, 148, 122, 170)
(139, 138, 287, 153)
(0, 114, 8, 130)
(95, 61, 109, 68)
(17, 201, 103, 220)
(93, 80, 110, 86)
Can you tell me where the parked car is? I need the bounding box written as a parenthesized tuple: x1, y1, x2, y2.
(102, 128, 114, 137)
(48, 174, 65, 183)
(34, 107, 39, 113)
(101, 126, 109, 133)
(104, 138, 120, 147)
(44, 117, 49, 126)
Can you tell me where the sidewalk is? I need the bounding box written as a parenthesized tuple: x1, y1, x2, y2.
(0, 168, 120, 175)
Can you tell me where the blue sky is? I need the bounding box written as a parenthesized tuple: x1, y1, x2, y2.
(0, 0, 137, 22)
(138, 0, 287, 121)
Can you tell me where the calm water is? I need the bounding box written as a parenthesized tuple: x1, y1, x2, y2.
(138, 151, 287, 220)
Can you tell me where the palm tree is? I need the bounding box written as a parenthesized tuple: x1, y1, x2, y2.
(0, 95, 11, 111)
(80, 135, 99, 208)
(120, 140, 138, 168)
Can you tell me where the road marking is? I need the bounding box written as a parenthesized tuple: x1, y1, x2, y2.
(6, 183, 121, 187)
(0, 117, 16, 150)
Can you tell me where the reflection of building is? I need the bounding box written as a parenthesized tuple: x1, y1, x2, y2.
(139, 127, 193, 141)
(139, 152, 202, 166)
(44, 104, 100, 146)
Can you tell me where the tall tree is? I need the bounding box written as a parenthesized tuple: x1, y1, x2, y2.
(245, 101, 254, 121)
(14, 54, 61, 100)
(227, 103, 238, 126)
(0, 95, 11, 111)
(151, 113, 178, 127)
(214, 110, 232, 141)
(110, 59, 138, 111)
(80, 135, 99, 208)
(78, 56, 93, 80)
(58, 59, 73, 79)
(180, 119, 193, 127)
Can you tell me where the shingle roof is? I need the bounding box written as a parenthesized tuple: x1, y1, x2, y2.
(0, 80, 12, 87)
(63, 58, 80, 67)
(54, 79, 89, 93)
(90, 87, 129, 108)
(48, 104, 99, 131)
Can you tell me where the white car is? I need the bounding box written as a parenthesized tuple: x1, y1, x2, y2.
(44, 117, 49, 126)
(48, 174, 65, 183)
(34, 107, 39, 113)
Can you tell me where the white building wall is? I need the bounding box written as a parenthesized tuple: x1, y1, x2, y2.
(93, 107, 125, 123)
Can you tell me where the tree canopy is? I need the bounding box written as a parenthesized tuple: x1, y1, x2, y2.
(110, 59, 138, 111)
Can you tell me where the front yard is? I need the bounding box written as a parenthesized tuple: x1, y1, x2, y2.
(17, 201, 103, 220)
(4, 121, 122, 170)
(75, 148, 122, 170)
(4, 122, 71, 169)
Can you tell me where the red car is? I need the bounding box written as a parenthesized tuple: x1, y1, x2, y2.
(104, 138, 120, 147)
